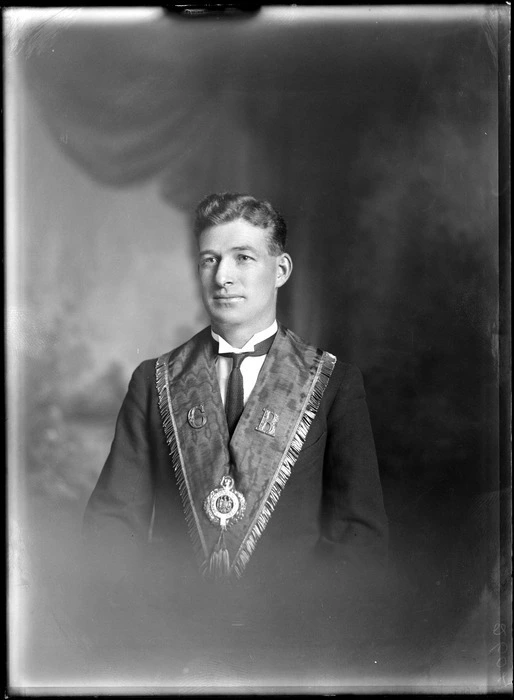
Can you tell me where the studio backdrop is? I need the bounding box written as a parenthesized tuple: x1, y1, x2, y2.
(6, 5, 509, 692)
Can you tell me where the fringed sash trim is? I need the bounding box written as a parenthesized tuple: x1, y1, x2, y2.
(231, 350, 337, 578)
(156, 352, 208, 564)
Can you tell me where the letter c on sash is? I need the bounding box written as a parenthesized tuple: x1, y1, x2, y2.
(255, 408, 279, 436)
(188, 404, 207, 429)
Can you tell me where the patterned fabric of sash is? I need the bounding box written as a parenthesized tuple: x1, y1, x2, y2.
(156, 324, 336, 579)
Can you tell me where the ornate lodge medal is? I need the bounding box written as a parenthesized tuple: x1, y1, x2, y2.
(203, 475, 246, 578)
(203, 475, 246, 530)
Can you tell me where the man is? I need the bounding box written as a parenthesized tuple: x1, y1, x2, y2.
(83, 193, 388, 651)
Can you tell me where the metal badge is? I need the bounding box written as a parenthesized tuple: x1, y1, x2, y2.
(187, 404, 207, 429)
(255, 408, 279, 436)
(203, 475, 246, 530)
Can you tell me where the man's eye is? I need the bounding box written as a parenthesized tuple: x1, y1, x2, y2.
(237, 254, 252, 262)
(200, 257, 216, 266)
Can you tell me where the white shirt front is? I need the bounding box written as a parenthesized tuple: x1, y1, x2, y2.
(212, 320, 278, 407)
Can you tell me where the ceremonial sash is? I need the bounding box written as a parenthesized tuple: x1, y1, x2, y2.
(155, 324, 336, 579)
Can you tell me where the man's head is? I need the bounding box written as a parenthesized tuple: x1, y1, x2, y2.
(194, 193, 293, 346)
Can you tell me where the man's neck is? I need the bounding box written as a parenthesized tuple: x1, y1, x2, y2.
(212, 320, 277, 350)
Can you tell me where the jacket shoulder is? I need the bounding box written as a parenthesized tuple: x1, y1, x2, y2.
(133, 327, 212, 373)
(279, 324, 362, 385)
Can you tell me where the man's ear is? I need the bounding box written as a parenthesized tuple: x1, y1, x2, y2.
(276, 253, 293, 288)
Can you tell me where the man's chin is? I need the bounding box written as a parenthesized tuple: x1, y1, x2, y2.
(208, 308, 244, 327)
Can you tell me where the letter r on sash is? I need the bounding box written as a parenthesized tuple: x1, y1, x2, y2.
(255, 409, 279, 436)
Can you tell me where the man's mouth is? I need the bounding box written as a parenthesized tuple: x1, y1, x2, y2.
(213, 295, 244, 300)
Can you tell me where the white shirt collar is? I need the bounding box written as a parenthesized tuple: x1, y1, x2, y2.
(212, 320, 278, 354)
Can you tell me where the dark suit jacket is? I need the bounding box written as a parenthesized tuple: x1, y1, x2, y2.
(83, 325, 388, 639)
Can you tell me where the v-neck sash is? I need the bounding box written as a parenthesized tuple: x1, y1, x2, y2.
(156, 324, 336, 578)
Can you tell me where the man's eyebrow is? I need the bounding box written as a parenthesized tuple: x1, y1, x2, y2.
(198, 249, 218, 256)
(231, 246, 259, 254)
(199, 246, 260, 256)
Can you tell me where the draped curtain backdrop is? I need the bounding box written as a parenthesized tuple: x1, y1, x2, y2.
(7, 5, 509, 690)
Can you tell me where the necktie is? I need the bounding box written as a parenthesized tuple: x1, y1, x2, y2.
(219, 333, 276, 436)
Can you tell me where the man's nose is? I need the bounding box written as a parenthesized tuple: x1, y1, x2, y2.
(214, 258, 235, 287)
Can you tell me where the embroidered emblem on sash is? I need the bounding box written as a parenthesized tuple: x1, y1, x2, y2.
(255, 408, 279, 436)
(187, 404, 207, 429)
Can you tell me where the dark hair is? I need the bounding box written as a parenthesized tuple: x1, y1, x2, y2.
(193, 193, 287, 254)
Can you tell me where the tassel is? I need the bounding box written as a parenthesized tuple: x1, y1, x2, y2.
(208, 531, 231, 579)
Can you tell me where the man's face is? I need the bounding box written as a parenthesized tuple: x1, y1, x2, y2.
(197, 219, 291, 339)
